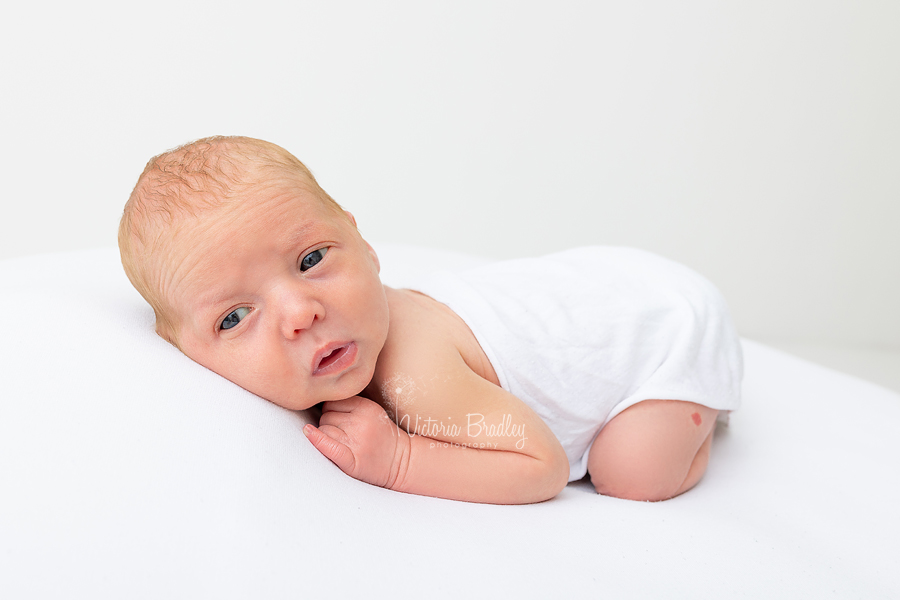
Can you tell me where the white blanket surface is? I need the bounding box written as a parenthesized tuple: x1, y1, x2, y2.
(1, 246, 898, 599)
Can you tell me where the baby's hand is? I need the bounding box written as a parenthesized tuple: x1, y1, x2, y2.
(303, 397, 408, 490)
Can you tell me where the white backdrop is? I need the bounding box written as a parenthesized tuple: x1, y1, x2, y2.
(2, 0, 898, 349)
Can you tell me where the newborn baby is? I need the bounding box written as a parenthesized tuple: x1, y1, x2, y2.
(118, 136, 742, 504)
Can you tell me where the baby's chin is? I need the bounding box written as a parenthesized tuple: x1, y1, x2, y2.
(274, 376, 375, 411)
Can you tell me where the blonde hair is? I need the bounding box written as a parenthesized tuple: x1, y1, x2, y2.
(118, 135, 343, 346)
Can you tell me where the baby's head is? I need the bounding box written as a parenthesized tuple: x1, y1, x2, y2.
(119, 136, 390, 410)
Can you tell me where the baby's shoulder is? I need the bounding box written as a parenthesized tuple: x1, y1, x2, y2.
(364, 287, 499, 407)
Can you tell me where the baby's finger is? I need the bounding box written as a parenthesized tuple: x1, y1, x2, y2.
(318, 409, 356, 430)
(303, 424, 356, 474)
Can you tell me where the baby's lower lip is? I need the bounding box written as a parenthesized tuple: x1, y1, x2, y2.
(312, 343, 358, 376)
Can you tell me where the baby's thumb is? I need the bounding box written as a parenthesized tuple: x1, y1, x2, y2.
(304, 424, 356, 474)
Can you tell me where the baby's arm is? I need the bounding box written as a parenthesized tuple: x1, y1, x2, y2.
(304, 353, 570, 504)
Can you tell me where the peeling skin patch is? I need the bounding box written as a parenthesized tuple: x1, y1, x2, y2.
(692, 412, 702, 426)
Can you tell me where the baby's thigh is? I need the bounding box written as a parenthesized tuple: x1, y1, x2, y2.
(587, 400, 718, 501)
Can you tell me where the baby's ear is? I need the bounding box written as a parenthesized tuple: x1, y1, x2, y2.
(365, 241, 381, 273)
(343, 210, 380, 272)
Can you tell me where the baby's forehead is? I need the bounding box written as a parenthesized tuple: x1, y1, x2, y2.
(155, 186, 339, 280)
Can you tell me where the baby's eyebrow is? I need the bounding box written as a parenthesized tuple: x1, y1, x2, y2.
(284, 221, 318, 249)
(189, 269, 247, 318)
(194, 287, 237, 319)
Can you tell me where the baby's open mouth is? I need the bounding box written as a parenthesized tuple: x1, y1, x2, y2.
(319, 347, 344, 368)
(312, 342, 357, 376)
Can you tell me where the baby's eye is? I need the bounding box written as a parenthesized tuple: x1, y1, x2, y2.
(300, 248, 328, 272)
(220, 307, 251, 330)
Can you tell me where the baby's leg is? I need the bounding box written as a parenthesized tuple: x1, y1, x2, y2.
(587, 400, 718, 501)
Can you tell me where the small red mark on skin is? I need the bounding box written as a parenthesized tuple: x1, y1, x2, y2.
(691, 412, 702, 426)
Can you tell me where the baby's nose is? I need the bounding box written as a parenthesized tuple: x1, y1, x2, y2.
(275, 288, 324, 339)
